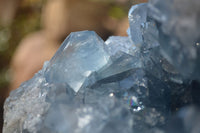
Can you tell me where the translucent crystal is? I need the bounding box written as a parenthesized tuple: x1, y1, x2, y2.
(105, 36, 136, 55)
(128, 3, 147, 46)
(44, 31, 110, 92)
(141, 20, 160, 50)
(97, 52, 142, 83)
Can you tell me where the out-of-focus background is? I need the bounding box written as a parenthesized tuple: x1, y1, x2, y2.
(0, 0, 147, 132)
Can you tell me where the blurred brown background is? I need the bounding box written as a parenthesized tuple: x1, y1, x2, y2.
(0, 0, 147, 132)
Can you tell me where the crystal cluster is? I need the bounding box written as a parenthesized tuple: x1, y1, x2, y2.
(3, 0, 200, 133)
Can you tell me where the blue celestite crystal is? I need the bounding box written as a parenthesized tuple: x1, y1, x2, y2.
(44, 31, 110, 92)
(105, 36, 136, 55)
(128, 3, 147, 46)
(3, 0, 200, 133)
(96, 52, 142, 83)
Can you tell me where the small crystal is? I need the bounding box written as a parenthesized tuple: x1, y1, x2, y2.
(128, 3, 147, 46)
(105, 36, 135, 55)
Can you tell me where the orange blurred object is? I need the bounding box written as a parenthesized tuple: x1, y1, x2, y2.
(0, 0, 21, 25)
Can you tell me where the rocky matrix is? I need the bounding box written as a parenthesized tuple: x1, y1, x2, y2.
(3, 0, 200, 133)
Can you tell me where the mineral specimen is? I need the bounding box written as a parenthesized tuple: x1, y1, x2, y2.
(3, 0, 200, 133)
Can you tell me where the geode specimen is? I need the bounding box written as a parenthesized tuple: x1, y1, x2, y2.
(3, 0, 200, 133)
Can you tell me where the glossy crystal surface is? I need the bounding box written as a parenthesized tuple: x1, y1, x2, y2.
(45, 31, 110, 92)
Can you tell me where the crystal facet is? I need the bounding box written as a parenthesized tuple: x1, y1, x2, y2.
(128, 3, 147, 46)
(45, 31, 110, 92)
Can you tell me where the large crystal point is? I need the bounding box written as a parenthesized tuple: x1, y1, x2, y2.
(44, 31, 110, 92)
